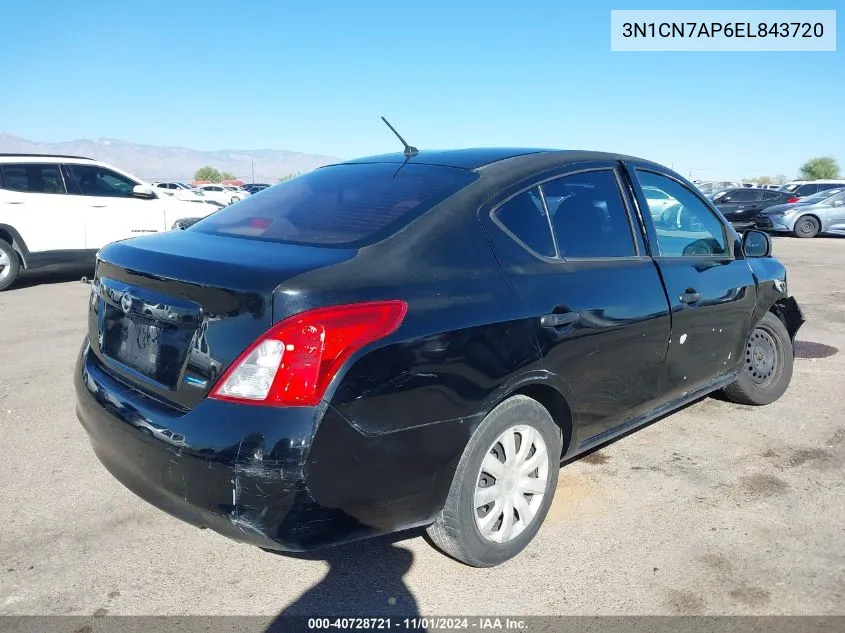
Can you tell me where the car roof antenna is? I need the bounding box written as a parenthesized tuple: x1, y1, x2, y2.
(381, 116, 419, 159)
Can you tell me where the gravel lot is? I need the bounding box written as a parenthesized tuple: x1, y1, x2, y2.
(0, 237, 843, 618)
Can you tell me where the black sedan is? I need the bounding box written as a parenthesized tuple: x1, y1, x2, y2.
(75, 148, 805, 567)
(710, 188, 794, 229)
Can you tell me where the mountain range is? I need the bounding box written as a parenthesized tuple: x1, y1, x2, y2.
(0, 133, 342, 183)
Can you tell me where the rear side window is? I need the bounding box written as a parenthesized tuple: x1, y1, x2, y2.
(492, 187, 555, 257)
(191, 163, 479, 247)
(0, 164, 66, 194)
(543, 170, 636, 258)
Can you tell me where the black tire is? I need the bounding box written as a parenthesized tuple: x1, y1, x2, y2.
(0, 240, 21, 291)
(426, 394, 562, 567)
(793, 215, 820, 238)
(722, 311, 794, 406)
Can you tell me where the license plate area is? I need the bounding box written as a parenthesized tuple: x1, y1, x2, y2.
(96, 277, 202, 390)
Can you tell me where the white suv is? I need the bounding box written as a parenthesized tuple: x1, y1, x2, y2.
(0, 154, 218, 290)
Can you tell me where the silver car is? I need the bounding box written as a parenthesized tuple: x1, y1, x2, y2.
(756, 188, 845, 238)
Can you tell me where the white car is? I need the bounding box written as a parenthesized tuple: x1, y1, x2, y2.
(642, 185, 678, 218)
(193, 183, 249, 205)
(152, 181, 208, 201)
(0, 154, 219, 290)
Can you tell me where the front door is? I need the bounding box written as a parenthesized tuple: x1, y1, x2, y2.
(63, 164, 165, 249)
(630, 167, 758, 401)
(479, 163, 672, 448)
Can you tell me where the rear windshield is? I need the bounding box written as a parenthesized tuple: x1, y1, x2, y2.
(189, 162, 479, 247)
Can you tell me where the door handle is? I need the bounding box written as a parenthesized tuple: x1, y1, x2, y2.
(540, 311, 580, 328)
(4, 201, 24, 204)
(88, 204, 108, 208)
(680, 289, 701, 304)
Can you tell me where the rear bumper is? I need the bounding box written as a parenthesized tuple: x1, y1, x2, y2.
(76, 339, 332, 551)
(75, 339, 459, 551)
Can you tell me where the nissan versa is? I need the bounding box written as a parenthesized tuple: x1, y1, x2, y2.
(75, 147, 805, 567)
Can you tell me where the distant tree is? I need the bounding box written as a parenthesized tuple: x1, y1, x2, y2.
(278, 172, 301, 182)
(220, 171, 236, 181)
(194, 166, 222, 182)
(772, 173, 787, 184)
(798, 157, 840, 180)
(747, 176, 773, 185)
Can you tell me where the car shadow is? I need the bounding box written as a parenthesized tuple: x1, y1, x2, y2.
(8, 265, 94, 290)
(264, 530, 424, 631)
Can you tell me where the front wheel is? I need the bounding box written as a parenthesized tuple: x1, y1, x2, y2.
(426, 395, 562, 567)
(793, 215, 820, 238)
(721, 311, 794, 406)
(0, 240, 21, 291)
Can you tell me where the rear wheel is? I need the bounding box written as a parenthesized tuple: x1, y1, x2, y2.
(426, 395, 562, 567)
(793, 215, 820, 238)
(722, 311, 794, 406)
(0, 240, 21, 291)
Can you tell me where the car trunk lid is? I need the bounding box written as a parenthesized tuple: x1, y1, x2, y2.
(88, 229, 355, 410)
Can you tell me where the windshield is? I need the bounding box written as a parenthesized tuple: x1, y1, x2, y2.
(190, 162, 479, 247)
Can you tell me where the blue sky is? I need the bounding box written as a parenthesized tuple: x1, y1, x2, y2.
(0, 0, 841, 180)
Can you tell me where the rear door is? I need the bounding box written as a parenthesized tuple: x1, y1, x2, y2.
(479, 162, 672, 448)
(63, 163, 166, 248)
(629, 166, 757, 401)
(0, 162, 84, 252)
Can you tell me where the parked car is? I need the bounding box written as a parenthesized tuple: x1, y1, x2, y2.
(756, 187, 845, 238)
(242, 183, 272, 194)
(709, 188, 794, 230)
(194, 183, 250, 205)
(0, 153, 218, 290)
(777, 180, 845, 201)
(642, 185, 678, 218)
(152, 181, 207, 201)
(74, 148, 805, 568)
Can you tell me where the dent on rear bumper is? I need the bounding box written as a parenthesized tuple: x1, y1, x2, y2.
(74, 340, 464, 551)
(75, 340, 330, 550)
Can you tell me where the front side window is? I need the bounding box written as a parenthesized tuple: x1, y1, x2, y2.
(492, 187, 555, 257)
(542, 170, 636, 258)
(635, 170, 730, 257)
(192, 162, 479, 247)
(0, 164, 66, 194)
(67, 165, 137, 197)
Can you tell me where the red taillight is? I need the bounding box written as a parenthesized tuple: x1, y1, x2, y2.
(209, 300, 408, 407)
(787, 197, 799, 203)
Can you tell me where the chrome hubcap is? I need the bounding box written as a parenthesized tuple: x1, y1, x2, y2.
(0, 251, 10, 280)
(474, 424, 549, 544)
(746, 329, 777, 385)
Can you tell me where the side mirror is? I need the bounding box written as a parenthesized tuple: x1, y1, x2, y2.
(132, 184, 156, 199)
(742, 229, 771, 258)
